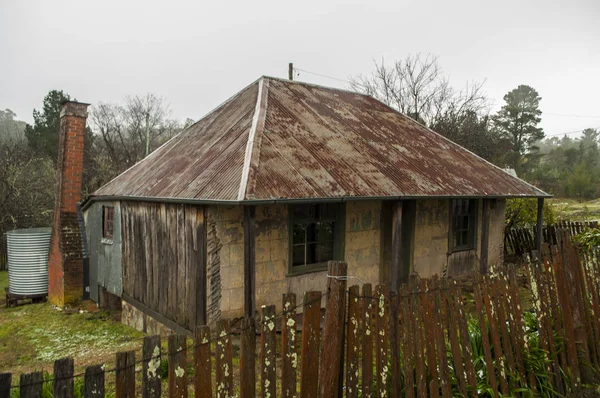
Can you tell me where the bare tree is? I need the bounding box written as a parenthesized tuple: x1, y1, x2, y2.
(350, 54, 488, 127)
(89, 94, 184, 181)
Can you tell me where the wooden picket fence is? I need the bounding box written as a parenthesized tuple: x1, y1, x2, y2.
(505, 220, 599, 256)
(3, 237, 600, 397)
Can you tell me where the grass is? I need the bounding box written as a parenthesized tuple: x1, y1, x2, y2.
(0, 270, 143, 379)
(549, 198, 600, 222)
(0, 270, 7, 294)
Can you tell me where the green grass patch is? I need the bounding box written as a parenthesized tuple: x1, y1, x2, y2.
(0, 271, 7, 293)
(0, 300, 143, 372)
(549, 198, 600, 222)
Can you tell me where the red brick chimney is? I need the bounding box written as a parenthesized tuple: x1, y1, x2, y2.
(48, 101, 89, 307)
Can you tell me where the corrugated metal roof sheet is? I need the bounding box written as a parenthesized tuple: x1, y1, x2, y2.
(93, 76, 548, 201)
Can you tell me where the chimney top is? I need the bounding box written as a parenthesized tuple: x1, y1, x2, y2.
(60, 101, 90, 119)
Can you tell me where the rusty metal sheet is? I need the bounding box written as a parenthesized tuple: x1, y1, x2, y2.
(93, 76, 548, 202)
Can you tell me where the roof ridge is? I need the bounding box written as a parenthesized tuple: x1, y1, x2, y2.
(237, 77, 270, 200)
(262, 75, 365, 97)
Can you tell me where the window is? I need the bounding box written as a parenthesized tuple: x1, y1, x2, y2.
(103, 206, 115, 239)
(450, 199, 477, 252)
(290, 203, 344, 273)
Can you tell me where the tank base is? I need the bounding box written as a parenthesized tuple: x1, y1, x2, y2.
(4, 288, 47, 308)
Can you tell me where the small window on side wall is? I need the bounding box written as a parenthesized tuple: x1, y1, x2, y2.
(103, 206, 115, 239)
(450, 199, 477, 252)
(290, 203, 344, 274)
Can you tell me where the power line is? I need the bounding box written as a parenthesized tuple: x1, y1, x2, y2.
(293, 67, 351, 85)
(544, 113, 600, 119)
(545, 126, 600, 138)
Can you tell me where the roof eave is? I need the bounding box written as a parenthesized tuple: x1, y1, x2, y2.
(81, 192, 552, 211)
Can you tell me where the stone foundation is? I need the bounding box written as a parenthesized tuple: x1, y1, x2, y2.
(121, 300, 174, 336)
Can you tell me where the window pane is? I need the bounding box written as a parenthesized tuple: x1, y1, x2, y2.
(292, 245, 305, 266)
(293, 224, 306, 245)
(461, 215, 470, 230)
(306, 223, 317, 243)
(316, 221, 334, 243)
(306, 243, 317, 265)
(461, 230, 469, 246)
(317, 242, 334, 263)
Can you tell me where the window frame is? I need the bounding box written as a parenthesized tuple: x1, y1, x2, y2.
(288, 203, 345, 276)
(449, 199, 478, 253)
(102, 206, 115, 240)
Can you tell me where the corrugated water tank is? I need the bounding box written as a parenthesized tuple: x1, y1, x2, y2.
(7, 228, 51, 296)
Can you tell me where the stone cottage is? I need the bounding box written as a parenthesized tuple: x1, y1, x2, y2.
(81, 76, 548, 334)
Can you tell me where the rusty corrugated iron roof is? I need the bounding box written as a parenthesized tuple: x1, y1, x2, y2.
(93, 76, 548, 201)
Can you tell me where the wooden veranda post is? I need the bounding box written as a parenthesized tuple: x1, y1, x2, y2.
(391, 201, 403, 292)
(536, 198, 544, 254)
(244, 205, 256, 318)
(480, 199, 491, 274)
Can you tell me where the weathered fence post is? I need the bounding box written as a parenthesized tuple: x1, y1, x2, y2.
(281, 293, 297, 398)
(216, 319, 233, 397)
(168, 335, 188, 398)
(299, 291, 322, 398)
(116, 351, 135, 398)
(54, 357, 74, 398)
(20, 371, 43, 398)
(84, 365, 105, 398)
(142, 335, 161, 398)
(194, 325, 212, 398)
(319, 261, 348, 398)
(0, 373, 11, 398)
(240, 317, 256, 398)
(261, 305, 276, 398)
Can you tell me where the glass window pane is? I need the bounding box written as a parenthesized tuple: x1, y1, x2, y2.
(461, 230, 469, 246)
(292, 245, 305, 266)
(462, 215, 470, 230)
(306, 243, 317, 265)
(293, 224, 306, 245)
(317, 242, 334, 263)
(306, 223, 317, 243)
(317, 221, 334, 243)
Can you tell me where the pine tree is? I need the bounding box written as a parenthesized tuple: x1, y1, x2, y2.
(493, 85, 544, 173)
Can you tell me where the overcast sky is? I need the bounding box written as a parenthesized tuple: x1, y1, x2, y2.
(1, 0, 599, 138)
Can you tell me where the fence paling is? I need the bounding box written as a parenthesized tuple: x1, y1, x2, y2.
(281, 293, 296, 398)
(419, 280, 439, 398)
(260, 305, 276, 398)
(400, 284, 415, 398)
(116, 351, 135, 398)
(346, 285, 361, 398)
(168, 335, 187, 398)
(84, 365, 105, 398)
(375, 284, 389, 398)
(299, 291, 321, 398)
(216, 319, 233, 397)
(142, 335, 161, 398)
(319, 261, 347, 398)
(361, 284, 375, 398)
(194, 326, 211, 398)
